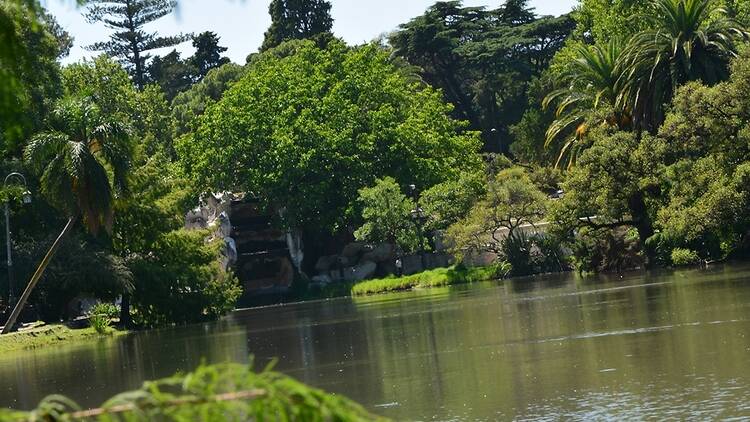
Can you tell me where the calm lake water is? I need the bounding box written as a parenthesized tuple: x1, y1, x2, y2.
(2, 264, 750, 420)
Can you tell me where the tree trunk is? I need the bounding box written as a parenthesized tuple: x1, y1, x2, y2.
(2, 217, 76, 334)
(629, 192, 656, 268)
(120, 293, 131, 328)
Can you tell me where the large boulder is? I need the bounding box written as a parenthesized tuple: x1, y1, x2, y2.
(343, 261, 377, 282)
(315, 255, 337, 272)
(362, 243, 395, 263)
(341, 242, 368, 258)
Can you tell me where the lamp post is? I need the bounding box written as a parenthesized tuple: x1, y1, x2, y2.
(4, 172, 31, 307)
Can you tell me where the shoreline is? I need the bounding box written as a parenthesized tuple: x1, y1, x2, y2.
(0, 323, 129, 354)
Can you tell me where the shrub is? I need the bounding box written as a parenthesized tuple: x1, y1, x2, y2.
(671, 248, 701, 266)
(88, 302, 119, 334)
(130, 230, 242, 328)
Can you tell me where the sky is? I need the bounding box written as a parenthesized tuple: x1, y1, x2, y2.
(44, 0, 577, 66)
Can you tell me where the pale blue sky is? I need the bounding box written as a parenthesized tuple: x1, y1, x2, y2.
(44, 0, 577, 65)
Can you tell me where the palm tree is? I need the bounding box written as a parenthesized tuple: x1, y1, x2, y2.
(543, 39, 631, 169)
(2, 97, 131, 334)
(617, 0, 748, 132)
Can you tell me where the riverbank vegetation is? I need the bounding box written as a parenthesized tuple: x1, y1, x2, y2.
(0, 361, 384, 421)
(2, 0, 750, 328)
(0, 322, 127, 354)
(351, 264, 511, 296)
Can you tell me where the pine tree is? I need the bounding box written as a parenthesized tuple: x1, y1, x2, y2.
(85, 0, 190, 89)
(261, 0, 333, 51)
(190, 31, 230, 81)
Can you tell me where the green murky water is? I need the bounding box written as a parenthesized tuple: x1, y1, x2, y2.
(2, 264, 750, 420)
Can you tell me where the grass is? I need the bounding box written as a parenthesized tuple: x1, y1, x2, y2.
(0, 323, 128, 353)
(351, 263, 511, 296)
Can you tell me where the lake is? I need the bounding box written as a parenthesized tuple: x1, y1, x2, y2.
(2, 264, 750, 420)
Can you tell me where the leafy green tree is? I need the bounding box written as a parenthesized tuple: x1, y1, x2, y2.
(446, 168, 547, 269)
(618, 0, 748, 132)
(178, 40, 482, 235)
(572, 0, 654, 42)
(85, 0, 190, 89)
(420, 171, 486, 232)
(649, 49, 750, 260)
(62, 55, 138, 117)
(390, 0, 574, 152)
(129, 229, 241, 327)
(0, 2, 69, 155)
(354, 177, 420, 254)
(190, 31, 230, 81)
(549, 129, 663, 265)
(171, 62, 246, 135)
(147, 49, 196, 101)
(261, 0, 333, 51)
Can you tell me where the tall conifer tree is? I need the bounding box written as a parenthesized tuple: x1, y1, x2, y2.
(85, 0, 190, 89)
(261, 0, 333, 51)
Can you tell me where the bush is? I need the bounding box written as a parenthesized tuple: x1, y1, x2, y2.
(130, 229, 242, 328)
(88, 302, 119, 334)
(671, 248, 701, 266)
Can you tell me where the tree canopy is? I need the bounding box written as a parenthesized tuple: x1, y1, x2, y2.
(261, 0, 333, 51)
(85, 0, 190, 89)
(390, 0, 575, 153)
(178, 40, 482, 233)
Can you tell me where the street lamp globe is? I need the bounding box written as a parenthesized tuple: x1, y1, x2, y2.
(22, 190, 31, 205)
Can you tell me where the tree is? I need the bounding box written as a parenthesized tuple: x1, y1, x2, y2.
(572, 0, 654, 43)
(354, 177, 420, 254)
(261, 0, 333, 51)
(3, 97, 132, 333)
(390, 0, 574, 153)
(190, 31, 230, 81)
(128, 229, 241, 327)
(420, 170, 486, 232)
(177, 40, 481, 243)
(542, 39, 630, 168)
(85, 0, 190, 89)
(549, 129, 663, 266)
(446, 168, 547, 273)
(618, 0, 748, 132)
(0, 2, 69, 156)
(147, 49, 195, 101)
(172, 62, 246, 136)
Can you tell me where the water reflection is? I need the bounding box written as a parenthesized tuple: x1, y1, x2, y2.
(1, 265, 750, 420)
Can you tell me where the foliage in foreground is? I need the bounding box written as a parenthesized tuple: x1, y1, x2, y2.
(0, 361, 384, 421)
(351, 264, 511, 296)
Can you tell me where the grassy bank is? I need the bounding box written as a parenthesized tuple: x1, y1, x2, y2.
(351, 264, 510, 296)
(0, 323, 127, 354)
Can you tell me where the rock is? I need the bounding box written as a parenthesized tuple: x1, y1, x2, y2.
(377, 260, 397, 277)
(213, 211, 232, 239)
(315, 255, 337, 272)
(343, 261, 377, 282)
(336, 255, 353, 267)
(311, 275, 332, 285)
(341, 242, 367, 258)
(185, 207, 208, 230)
(401, 254, 424, 275)
(222, 237, 238, 270)
(362, 243, 395, 263)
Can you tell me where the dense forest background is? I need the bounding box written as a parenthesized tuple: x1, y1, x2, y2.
(2, 0, 750, 327)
